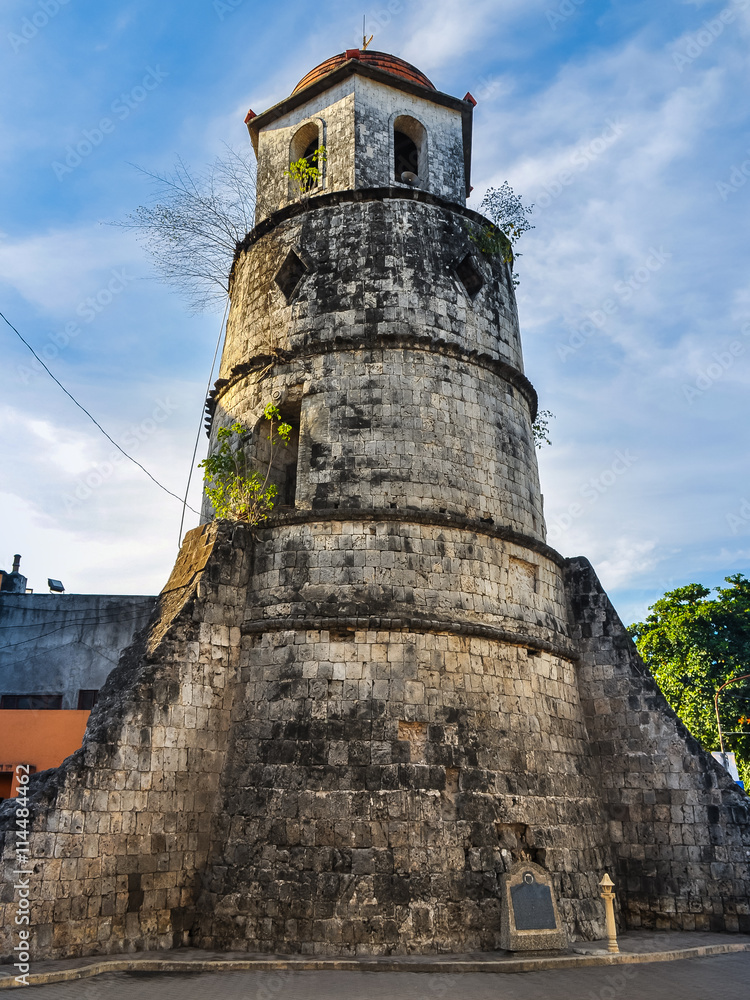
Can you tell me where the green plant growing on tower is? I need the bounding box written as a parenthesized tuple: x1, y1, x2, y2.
(285, 145, 327, 196)
(199, 403, 292, 524)
(466, 180, 534, 287)
(532, 409, 555, 449)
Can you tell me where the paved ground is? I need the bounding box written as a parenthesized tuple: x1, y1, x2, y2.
(12, 951, 750, 1000)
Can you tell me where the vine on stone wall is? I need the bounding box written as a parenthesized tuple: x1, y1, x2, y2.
(200, 403, 291, 524)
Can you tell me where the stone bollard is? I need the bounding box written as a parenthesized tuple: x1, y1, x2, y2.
(599, 873, 619, 953)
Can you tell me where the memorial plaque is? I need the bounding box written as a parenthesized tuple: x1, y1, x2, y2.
(499, 859, 568, 953)
(511, 872, 557, 930)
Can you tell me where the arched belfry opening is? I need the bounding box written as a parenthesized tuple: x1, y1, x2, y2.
(289, 120, 323, 194)
(393, 114, 427, 183)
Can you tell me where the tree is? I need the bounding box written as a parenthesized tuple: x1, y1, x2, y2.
(480, 181, 535, 245)
(628, 575, 750, 787)
(467, 181, 534, 286)
(114, 144, 256, 312)
(532, 409, 554, 449)
(199, 404, 291, 524)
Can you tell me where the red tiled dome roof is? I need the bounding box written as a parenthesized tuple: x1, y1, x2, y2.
(293, 50, 435, 95)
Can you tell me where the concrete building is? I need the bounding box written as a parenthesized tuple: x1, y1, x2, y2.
(0, 592, 156, 711)
(0, 559, 155, 799)
(0, 49, 748, 962)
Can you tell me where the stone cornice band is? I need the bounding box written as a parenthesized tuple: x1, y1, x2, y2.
(241, 614, 579, 663)
(209, 336, 538, 424)
(261, 506, 563, 564)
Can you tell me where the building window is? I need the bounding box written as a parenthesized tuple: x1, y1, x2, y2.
(289, 121, 324, 195)
(393, 115, 427, 184)
(252, 396, 302, 509)
(0, 694, 63, 710)
(77, 690, 99, 710)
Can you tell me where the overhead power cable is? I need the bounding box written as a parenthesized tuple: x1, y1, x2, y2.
(0, 309, 200, 515)
(0, 612, 153, 650)
(0, 608, 155, 629)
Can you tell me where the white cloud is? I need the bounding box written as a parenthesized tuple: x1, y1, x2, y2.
(0, 225, 144, 316)
(399, 0, 539, 72)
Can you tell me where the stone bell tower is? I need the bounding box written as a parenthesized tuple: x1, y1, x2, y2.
(196, 50, 612, 951)
(1, 49, 748, 965)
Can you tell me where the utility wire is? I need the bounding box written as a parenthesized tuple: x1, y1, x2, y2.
(0, 609, 155, 629)
(177, 296, 229, 547)
(1, 309, 200, 515)
(0, 613, 153, 650)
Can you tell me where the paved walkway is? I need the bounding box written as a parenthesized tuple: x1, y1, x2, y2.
(2, 933, 749, 997)
(6, 952, 750, 999)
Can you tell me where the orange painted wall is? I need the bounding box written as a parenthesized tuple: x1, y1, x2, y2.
(0, 710, 90, 796)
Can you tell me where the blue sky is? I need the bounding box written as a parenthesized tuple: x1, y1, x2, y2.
(1, 0, 748, 626)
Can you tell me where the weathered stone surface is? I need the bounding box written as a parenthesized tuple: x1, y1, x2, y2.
(0, 523, 247, 960)
(566, 557, 750, 934)
(253, 73, 467, 223)
(2, 49, 748, 965)
(500, 859, 568, 952)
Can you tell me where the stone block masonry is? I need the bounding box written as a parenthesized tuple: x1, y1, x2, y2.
(565, 558, 750, 934)
(2, 49, 747, 963)
(0, 523, 248, 960)
(2, 521, 747, 960)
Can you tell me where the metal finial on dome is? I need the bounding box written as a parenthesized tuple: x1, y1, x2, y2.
(362, 15, 373, 51)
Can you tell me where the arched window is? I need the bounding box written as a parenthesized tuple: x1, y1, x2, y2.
(251, 398, 301, 509)
(289, 121, 323, 194)
(393, 115, 427, 184)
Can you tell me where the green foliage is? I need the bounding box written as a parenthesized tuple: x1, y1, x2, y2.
(532, 409, 554, 449)
(467, 181, 535, 287)
(628, 575, 750, 788)
(284, 145, 327, 196)
(199, 403, 292, 525)
(467, 221, 513, 260)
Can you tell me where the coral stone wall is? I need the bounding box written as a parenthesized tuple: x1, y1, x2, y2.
(2, 525, 750, 962)
(255, 80, 356, 223)
(210, 353, 544, 537)
(207, 195, 543, 536)
(254, 76, 466, 223)
(242, 518, 569, 646)
(226, 196, 524, 375)
(0, 525, 245, 960)
(195, 625, 610, 954)
(565, 557, 750, 934)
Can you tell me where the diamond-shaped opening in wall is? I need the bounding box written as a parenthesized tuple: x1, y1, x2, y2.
(455, 253, 485, 298)
(275, 249, 308, 302)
